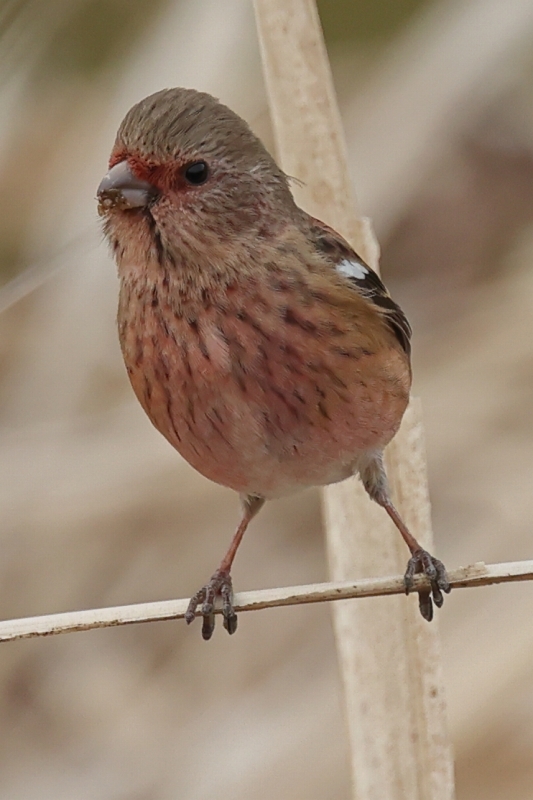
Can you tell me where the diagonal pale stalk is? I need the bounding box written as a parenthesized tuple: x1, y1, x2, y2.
(253, 2, 455, 798)
(0, 559, 528, 642)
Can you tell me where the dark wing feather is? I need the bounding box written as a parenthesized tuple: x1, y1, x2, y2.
(309, 218, 412, 356)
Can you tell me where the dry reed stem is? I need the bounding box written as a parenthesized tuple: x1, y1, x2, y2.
(253, 3, 455, 798)
(0, 559, 530, 643)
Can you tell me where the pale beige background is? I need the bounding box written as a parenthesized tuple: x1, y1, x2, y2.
(1, 1, 533, 797)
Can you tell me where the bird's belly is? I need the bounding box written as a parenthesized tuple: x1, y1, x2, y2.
(121, 303, 409, 498)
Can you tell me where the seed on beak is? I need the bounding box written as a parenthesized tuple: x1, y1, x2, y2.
(97, 160, 158, 213)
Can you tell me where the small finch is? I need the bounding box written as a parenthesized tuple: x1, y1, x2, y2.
(97, 88, 450, 639)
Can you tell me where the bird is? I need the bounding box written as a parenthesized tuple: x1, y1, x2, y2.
(97, 87, 450, 640)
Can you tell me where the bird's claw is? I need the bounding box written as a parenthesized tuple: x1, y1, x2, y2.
(185, 570, 237, 640)
(404, 549, 450, 622)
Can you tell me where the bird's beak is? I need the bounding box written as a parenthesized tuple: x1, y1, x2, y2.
(97, 161, 157, 214)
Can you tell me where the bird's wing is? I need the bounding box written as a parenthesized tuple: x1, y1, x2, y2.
(308, 217, 412, 356)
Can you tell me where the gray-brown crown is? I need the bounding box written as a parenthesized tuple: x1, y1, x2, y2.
(117, 88, 277, 172)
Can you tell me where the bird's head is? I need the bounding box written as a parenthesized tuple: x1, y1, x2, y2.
(98, 88, 296, 272)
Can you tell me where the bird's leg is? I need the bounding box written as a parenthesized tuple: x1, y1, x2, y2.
(359, 454, 450, 621)
(185, 494, 265, 640)
(382, 502, 450, 621)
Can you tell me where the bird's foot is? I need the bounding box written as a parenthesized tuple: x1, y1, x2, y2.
(184, 569, 237, 640)
(404, 549, 450, 622)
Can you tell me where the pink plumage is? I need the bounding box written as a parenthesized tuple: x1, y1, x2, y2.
(98, 88, 449, 639)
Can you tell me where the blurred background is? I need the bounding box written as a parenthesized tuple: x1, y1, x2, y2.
(1, 0, 533, 797)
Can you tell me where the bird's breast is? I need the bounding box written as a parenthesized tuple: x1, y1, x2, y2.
(118, 272, 410, 498)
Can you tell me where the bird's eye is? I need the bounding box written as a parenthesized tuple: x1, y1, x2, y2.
(184, 161, 209, 185)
